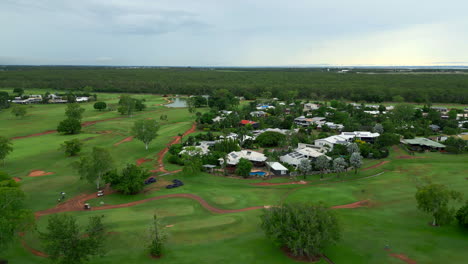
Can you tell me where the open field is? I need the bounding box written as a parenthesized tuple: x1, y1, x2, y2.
(1, 93, 467, 264)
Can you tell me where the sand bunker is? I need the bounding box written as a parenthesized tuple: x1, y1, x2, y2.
(28, 170, 55, 177)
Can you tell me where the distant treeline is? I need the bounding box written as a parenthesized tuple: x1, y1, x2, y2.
(0, 66, 467, 103)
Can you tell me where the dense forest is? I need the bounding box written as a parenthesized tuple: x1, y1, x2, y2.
(0, 66, 467, 103)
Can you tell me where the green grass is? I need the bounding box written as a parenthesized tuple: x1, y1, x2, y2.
(1, 95, 468, 263)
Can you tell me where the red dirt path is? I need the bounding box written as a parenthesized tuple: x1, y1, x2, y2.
(114, 136, 134, 146)
(362, 160, 390, 171)
(151, 123, 197, 173)
(136, 158, 152, 166)
(28, 170, 55, 177)
(331, 200, 369, 209)
(388, 253, 417, 264)
(13, 177, 21, 182)
(396, 155, 425, 159)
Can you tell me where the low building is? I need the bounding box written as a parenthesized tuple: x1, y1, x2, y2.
(76, 97, 89, 102)
(250, 111, 268, 118)
(303, 103, 320, 112)
(256, 105, 275, 110)
(401, 137, 446, 151)
(314, 131, 379, 149)
(220, 150, 267, 167)
(340, 131, 380, 143)
(280, 143, 328, 167)
(294, 116, 326, 127)
(429, 124, 440, 132)
(266, 162, 289, 176)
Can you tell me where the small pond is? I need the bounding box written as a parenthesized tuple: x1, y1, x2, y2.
(166, 98, 187, 107)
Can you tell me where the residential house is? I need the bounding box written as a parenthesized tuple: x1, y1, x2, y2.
(240, 120, 259, 129)
(76, 97, 89, 102)
(280, 143, 329, 167)
(250, 111, 268, 118)
(220, 150, 267, 167)
(303, 103, 320, 112)
(314, 131, 380, 149)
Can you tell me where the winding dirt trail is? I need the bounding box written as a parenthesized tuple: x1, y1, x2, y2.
(362, 160, 390, 171)
(151, 122, 197, 173)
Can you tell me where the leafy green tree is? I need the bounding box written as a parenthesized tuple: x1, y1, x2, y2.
(75, 147, 114, 189)
(40, 214, 106, 264)
(255, 131, 286, 147)
(213, 139, 240, 153)
(11, 104, 27, 118)
(315, 155, 330, 179)
(444, 137, 467, 154)
(376, 133, 400, 147)
(236, 158, 252, 178)
(105, 164, 149, 194)
(65, 103, 85, 120)
(187, 97, 196, 113)
(349, 152, 363, 174)
(13, 88, 24, 96)
(93, 102, 107, 111)
(57, 118, 82, 135)
(261, 203, 340, 259)
(0, 176, 34, 254)
(392, 104, 415, 124)
(297, 159, 312, 179)
(181, 147, 203, 174)
(132, 119, 160, 150)
(134, 99, 146, 111)
(148, 214, 167, 257)
(118, 95, 136, 116)
(456, 201, 468, 229)
(373, 123, 384, 134)
(0, 92, 10, 109)
(0, 136, 13, 165)
(333, 157, 347, 178)
(415, 183, 462, 226)
(392, 95, 404, 103)
(347, 143, 359, 154)
(61, 139, 83, 156)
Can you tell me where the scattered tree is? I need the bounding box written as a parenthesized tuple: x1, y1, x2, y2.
(13, 88, 24, 96)
(57, 118, 82, 135)
(373, 123, 384, 134)
(0, 136, 13, 165)
(0, 91, 10, 109)
(333, 157, 347, 178)
(65, 103, 85, 121)
(75, 147, 114, 189)
(297, 159, 312, 179)
(261, 203, 340, 260)
(415, 182, 462, 226)
(118, 95, 136, 116)
(93, 102, 107, 111)
(236, 158, 252, 178)
(132, 119, 160, 150)
(11, 105, 27, 118)
(148, 214, 167, 258)
(347, 143, 360, 154)
(455, 201, 468, 229)
(105, 164, 149, 195)
(40, 214, 106, 264)
(349, 152, 363, 174)
(61, 139, 83, 157)
(444, 137, 467, 154)
(315, 155, 330, 179)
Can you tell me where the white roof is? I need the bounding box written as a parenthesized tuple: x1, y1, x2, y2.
(267, 162, 288, 171)
(316, 135, 351, 144)
(280, 147, 328, 166)
(340, 131, 380, 138)
(179, 145, 210, 156)
(223, 150, 267, 165)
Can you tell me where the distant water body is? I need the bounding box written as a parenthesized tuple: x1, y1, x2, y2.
(166, 98, 187, 107)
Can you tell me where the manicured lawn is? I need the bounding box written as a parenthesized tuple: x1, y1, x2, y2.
(1, 96, 468, 263)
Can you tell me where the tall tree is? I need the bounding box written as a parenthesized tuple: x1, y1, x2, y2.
(373, 123, 384, 134)
(297, 159, 312, 179)
(315, 155, 330, 179)
(105, 164, 149, 195)
(61, 139, 83, 156)
(0, 136, 13, 165)
(333, 157, 347, 178)
(93, 102, 107, 111)
(11, 105, 27, 118)
(236, 158, 253, 178)
(65, 103, 85, 121)
(57, 118, 82, 135)
(415, 183, 462, 226)
(0, 91, 10, 109)
(40, 214, 106, 264)
(349, 152, 363, 174)
(118, 95, 136, 116)
(132, 119, 160, 150)
(13, 88, 24, 96)
(261, 203, 340, 260)
(456, 201, 468, 229)
(0, 174, 34, 255)
(148, 214, 167, 257)
(75, 147, 114, 189)
(347, 143, 360, 154)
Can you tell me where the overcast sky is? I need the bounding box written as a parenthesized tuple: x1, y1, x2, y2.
(1, 0, 467, 66)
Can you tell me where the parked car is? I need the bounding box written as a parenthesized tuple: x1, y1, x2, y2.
(166, 179, 184, 189)
(144, 177, 157, 185)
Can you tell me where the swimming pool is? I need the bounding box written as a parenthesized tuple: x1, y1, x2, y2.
(250, 171, 266, 177)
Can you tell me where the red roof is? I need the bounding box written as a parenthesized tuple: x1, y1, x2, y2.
(240, 120, 257, 125)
